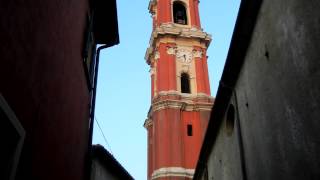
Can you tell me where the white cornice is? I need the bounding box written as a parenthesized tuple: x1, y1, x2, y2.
(143, 118, 153, 129)
(145, 23, 212, 64)
(148, 0, 157, 14)
(153, 23, 211, 42)
(152, 167, 195, 179)
(144, 92, 214, 128)
(149, 91, 214, 113)
(152, 99, 213, 113)
(155, 90, 214, 101)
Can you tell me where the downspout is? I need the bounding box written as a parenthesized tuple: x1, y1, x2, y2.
(87, 44, 109, 180)
(88, 44, 108, 151)
(85, 0, 119, 178)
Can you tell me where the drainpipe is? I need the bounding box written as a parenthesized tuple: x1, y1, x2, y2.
(86, 44, 109, 180)
(88, 44, 108, 150)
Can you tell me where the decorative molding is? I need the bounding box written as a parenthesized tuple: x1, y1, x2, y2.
(151, 167, 195, 179)
(154, 51, 160, 59)
(166, 47, 176, 55)
(193, 49, 203, 58)
(149, 91, 214, 113)
(171, 0, 189, 5)
(143, 118, 153, 129)
(152, 99, 213, 112)
(181, 65, 190, 72)
(156, 90, 214, 99)
(145, 23, 212, 64)
(149, 68, 155, 76)
(148, 0, 157, 14)
(153, 23, 211, 43)
(146, 47, 154, 64)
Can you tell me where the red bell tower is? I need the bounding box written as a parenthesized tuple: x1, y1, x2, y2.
(144, 0, 214, 179)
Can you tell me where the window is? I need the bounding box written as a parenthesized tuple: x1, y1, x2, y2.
(173, 1, 187, 25)
(181, 73, 191, 93)
(187, 124, 193, 136)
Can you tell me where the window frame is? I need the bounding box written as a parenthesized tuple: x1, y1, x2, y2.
(172, 0, 189, 26)
(180, 72, 191, 94)
(187, 124, 193, 136)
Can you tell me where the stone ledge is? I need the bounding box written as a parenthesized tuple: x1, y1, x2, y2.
(151, 167, 195, 179)
(145, 23, 212, 64)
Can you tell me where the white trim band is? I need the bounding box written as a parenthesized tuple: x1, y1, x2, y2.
(151, 167, 195, 179)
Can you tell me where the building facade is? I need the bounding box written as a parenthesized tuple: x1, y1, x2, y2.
(194, 0, 320, 180)
(0, 0, 119, 180)
(144, 0, 214, 179)
(91, 145, 134, 180)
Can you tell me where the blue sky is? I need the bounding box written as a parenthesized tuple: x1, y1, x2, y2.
(92, 0, 240, 179)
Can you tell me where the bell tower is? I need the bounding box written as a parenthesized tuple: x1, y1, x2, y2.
(144, 0, 214, 179)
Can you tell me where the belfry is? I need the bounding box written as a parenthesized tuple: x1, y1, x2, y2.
(144, 0, 214, 179)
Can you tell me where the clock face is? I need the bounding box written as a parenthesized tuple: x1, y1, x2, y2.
(176, 49, 192, 63)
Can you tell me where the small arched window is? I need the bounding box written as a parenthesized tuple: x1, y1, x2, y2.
(173, 1, 187, 25)
(181, 73, 191, 93)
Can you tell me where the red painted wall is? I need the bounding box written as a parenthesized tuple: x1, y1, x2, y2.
(157, 43, 177, 92)
(157, 0, 172, 25)
(189, 0, 201, 27)
(0, 1, 91, 180)
(202, 54, 211, 94)
(150, 109, 210, 169)
(195, 47, 211, 95)
(147, 125, 153, 178)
